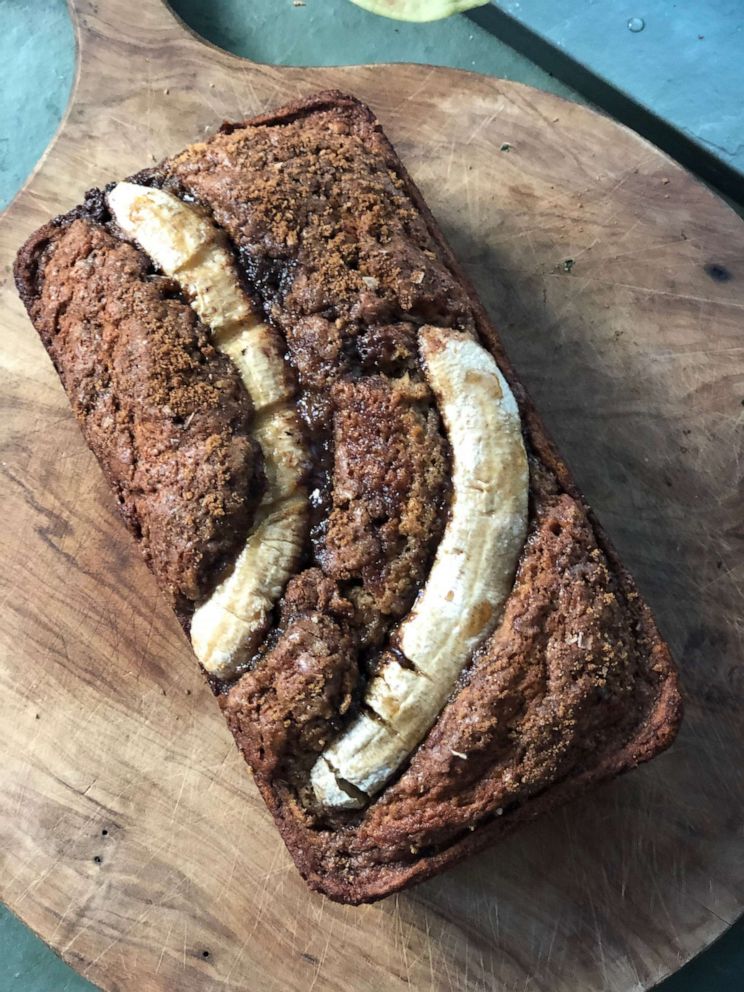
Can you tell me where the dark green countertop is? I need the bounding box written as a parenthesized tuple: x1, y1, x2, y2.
(0, 2, 741, 989)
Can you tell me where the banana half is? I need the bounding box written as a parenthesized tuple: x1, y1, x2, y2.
(108, 183, 308, 679)
(311, 326, 529, 809)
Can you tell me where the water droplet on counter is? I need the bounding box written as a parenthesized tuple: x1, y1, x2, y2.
(628, 16, 645, 32)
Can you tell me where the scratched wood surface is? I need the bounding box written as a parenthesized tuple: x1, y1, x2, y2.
(1, 2, 743, 990)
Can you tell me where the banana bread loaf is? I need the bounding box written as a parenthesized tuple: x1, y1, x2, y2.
(15, 91, 681, 904)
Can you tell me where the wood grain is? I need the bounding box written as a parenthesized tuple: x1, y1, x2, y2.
(1, 1, 743, 990)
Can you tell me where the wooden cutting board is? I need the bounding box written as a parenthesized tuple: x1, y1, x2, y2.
(1, 2, 743, 990)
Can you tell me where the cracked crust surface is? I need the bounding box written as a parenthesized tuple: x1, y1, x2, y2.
(321, 374, 449, 630)
(15, 217, 263, 609)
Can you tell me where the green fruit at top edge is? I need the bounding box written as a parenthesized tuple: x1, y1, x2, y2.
(348, 0, 489, 23)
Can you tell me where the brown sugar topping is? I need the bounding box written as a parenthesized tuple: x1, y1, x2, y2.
(321, 374, 449, 638)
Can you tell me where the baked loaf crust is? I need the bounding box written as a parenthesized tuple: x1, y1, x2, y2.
(15, 91, 681, 904)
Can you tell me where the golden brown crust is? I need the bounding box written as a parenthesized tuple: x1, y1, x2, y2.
(14, 215, 263, 610)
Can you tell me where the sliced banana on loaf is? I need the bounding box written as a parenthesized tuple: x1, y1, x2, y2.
(108, 184, 527, 785)
(311, 326, 529, 809)
(109, 183, 308, 678)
